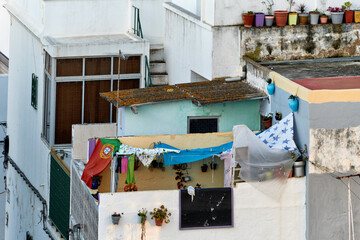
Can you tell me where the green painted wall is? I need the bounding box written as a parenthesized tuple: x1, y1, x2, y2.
(125, 100, 260, 136)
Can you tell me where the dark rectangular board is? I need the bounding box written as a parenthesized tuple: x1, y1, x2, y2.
(179, 187, 233, 230)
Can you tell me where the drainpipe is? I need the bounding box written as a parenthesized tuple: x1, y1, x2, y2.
(225, 65, 247, 82)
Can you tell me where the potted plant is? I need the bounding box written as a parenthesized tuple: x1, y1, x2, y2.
(288, 0, 298, 25)
(175, 170, 187, 189)
(91, 175, 102, 189)
(275, 111, 282, 120)
(124, 183, 138, 192)
(150, 205, 171, 226)
(289, 144, 308, 177)
(298, 3, 309, 25)
(242, 11, 255, 27)
(262, 0, 275, 26)
(111, 212, 123, 225)
(342, 1, 354, 23)
(255, 12, 265, 27)
(310, 8, 320, 25)
(288, 95, 299, 112)
(201, 163, 208, 172)
(209, 162, 217, 170)
(355, 9, 360, 22)
(262, 112, 273, 129)
(138, 208, 147, 240)
(266, 78, 275, 95)
(327, 7, 344, 24)
(320, 13, 328, 24)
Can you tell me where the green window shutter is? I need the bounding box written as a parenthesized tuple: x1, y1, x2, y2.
(49, 154, 70, 239)
(31, 73, 38, 109)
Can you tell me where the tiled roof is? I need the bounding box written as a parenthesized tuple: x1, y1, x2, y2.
(100, 79, 267, 107)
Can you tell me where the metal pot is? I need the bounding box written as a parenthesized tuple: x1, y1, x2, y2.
(293, 161, 305, 177)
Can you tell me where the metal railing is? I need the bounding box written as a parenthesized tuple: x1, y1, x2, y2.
(132, 6, 143, 38)
(145, 56, 152, 88)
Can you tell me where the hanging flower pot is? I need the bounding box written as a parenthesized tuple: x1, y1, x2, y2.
(288, 95, 299, 112)
(112, 212, 122, 225)
(266, 78, 275, 95)
(201, 164, 208, 172)
(155, 218, 164, 226)
(210, 162, 217, 170)
(275, 112, 282, 121)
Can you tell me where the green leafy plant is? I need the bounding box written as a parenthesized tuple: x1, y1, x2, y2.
(342, 1, 352, 10)
(248, 11, 254, 15)
(138, 208, 147, 240)
(263, 112, 273, 121)
(150, 205, 171, 223)
(289, 144, 308, 161)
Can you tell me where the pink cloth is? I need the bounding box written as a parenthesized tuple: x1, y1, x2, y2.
(121, 157, 128, 173)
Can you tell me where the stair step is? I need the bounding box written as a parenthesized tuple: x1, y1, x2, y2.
(150, 62, 166, 74)
(151, 74, 169, 86)
(150, 48, 164, 62)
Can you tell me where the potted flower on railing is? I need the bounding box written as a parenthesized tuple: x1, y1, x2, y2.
(262, 0, 275, 26)
(138, 208, 147, 240)
(298, 3, 309, 25)
(150, 205, 171, 226)
(242, 11, 255, 27)
(327, 6, 344, 24)
(320, 13, 328, 24)
(310, 8, 320, 25)
(342, 1, 354, 23)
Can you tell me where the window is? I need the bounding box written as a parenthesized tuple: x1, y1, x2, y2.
(42, 51, 52, 143)
(54, 56, 141, 144)
(31, 73, 38, 109)
(188, 117, 219, 133)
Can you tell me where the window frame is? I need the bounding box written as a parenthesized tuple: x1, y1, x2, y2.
(53, 56, 141, 145)
(187, 116, 220, 134)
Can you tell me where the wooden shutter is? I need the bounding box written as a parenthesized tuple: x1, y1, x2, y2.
(84, 80, 111, 123)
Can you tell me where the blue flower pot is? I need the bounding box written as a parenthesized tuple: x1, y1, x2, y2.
(267, 83, 275, 95)
(288, 97, 299, 112)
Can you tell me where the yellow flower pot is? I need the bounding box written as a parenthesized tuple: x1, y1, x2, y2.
(288, 12, 298, 25)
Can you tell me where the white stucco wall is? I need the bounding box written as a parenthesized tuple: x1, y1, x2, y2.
(5, 17, 52, 239)
(0, 75, 7, 141)
(172, 0, 201, 16)
(99, 178, 306, 240)
(0, 1, 10, 56)
(164, 3, 213, 84)
(132, 0, 165, 44)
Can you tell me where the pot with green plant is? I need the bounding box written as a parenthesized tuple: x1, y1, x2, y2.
(150, 205, 171, 226)
(242, 11, 255, 27)
(298, 3, 309, 24)
(320, 13, 328, 24)
(111, 212, 123, 225)
(262, 0, 275, 26)
(328, 7, 344, 24)
(138, 208, 147, 240)
(262, 112, 273, 129)
(275, 111, 282, 121)
(342, 1, 354, 23)
(310, 8, 320, 25)
(201, 163, 208, 172)
(290, 144, 308, 177)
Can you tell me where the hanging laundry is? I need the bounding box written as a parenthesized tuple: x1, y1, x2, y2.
(116, 144, 180, 167)
(125, 155, 136, 184)
(121, 156, 128, 173)
(114, 159, 120, 192)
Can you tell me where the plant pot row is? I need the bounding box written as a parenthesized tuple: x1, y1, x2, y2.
(243, 10, 360, 27)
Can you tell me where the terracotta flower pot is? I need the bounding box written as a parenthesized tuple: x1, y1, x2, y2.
(242, 13, 255, 27)
(263, 119, 272, 129)
(155, 218, 163, 226)
(320, 16, 328, 24)
(274, 11, 289, 26)
(345, 10, 354, 23)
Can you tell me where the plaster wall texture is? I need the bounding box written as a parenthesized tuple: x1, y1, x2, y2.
(0, 143, 5, 240)
(72, 123, 116, 162)
(132, 0, 165, 44)
(44, 0, 129, 37)
(164, 5, 213, 84)
(309, 102, 360, 130)
(0, 3, 10, 56)
(5, 18, 52, 238)
(124, 100, 260, 136)
(98, 178, 306, 240)
(172, 0, 201, 16)
(0, 75, 7, 141)
(241, 24, 360, 64)
(308, 173, 360, 240)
